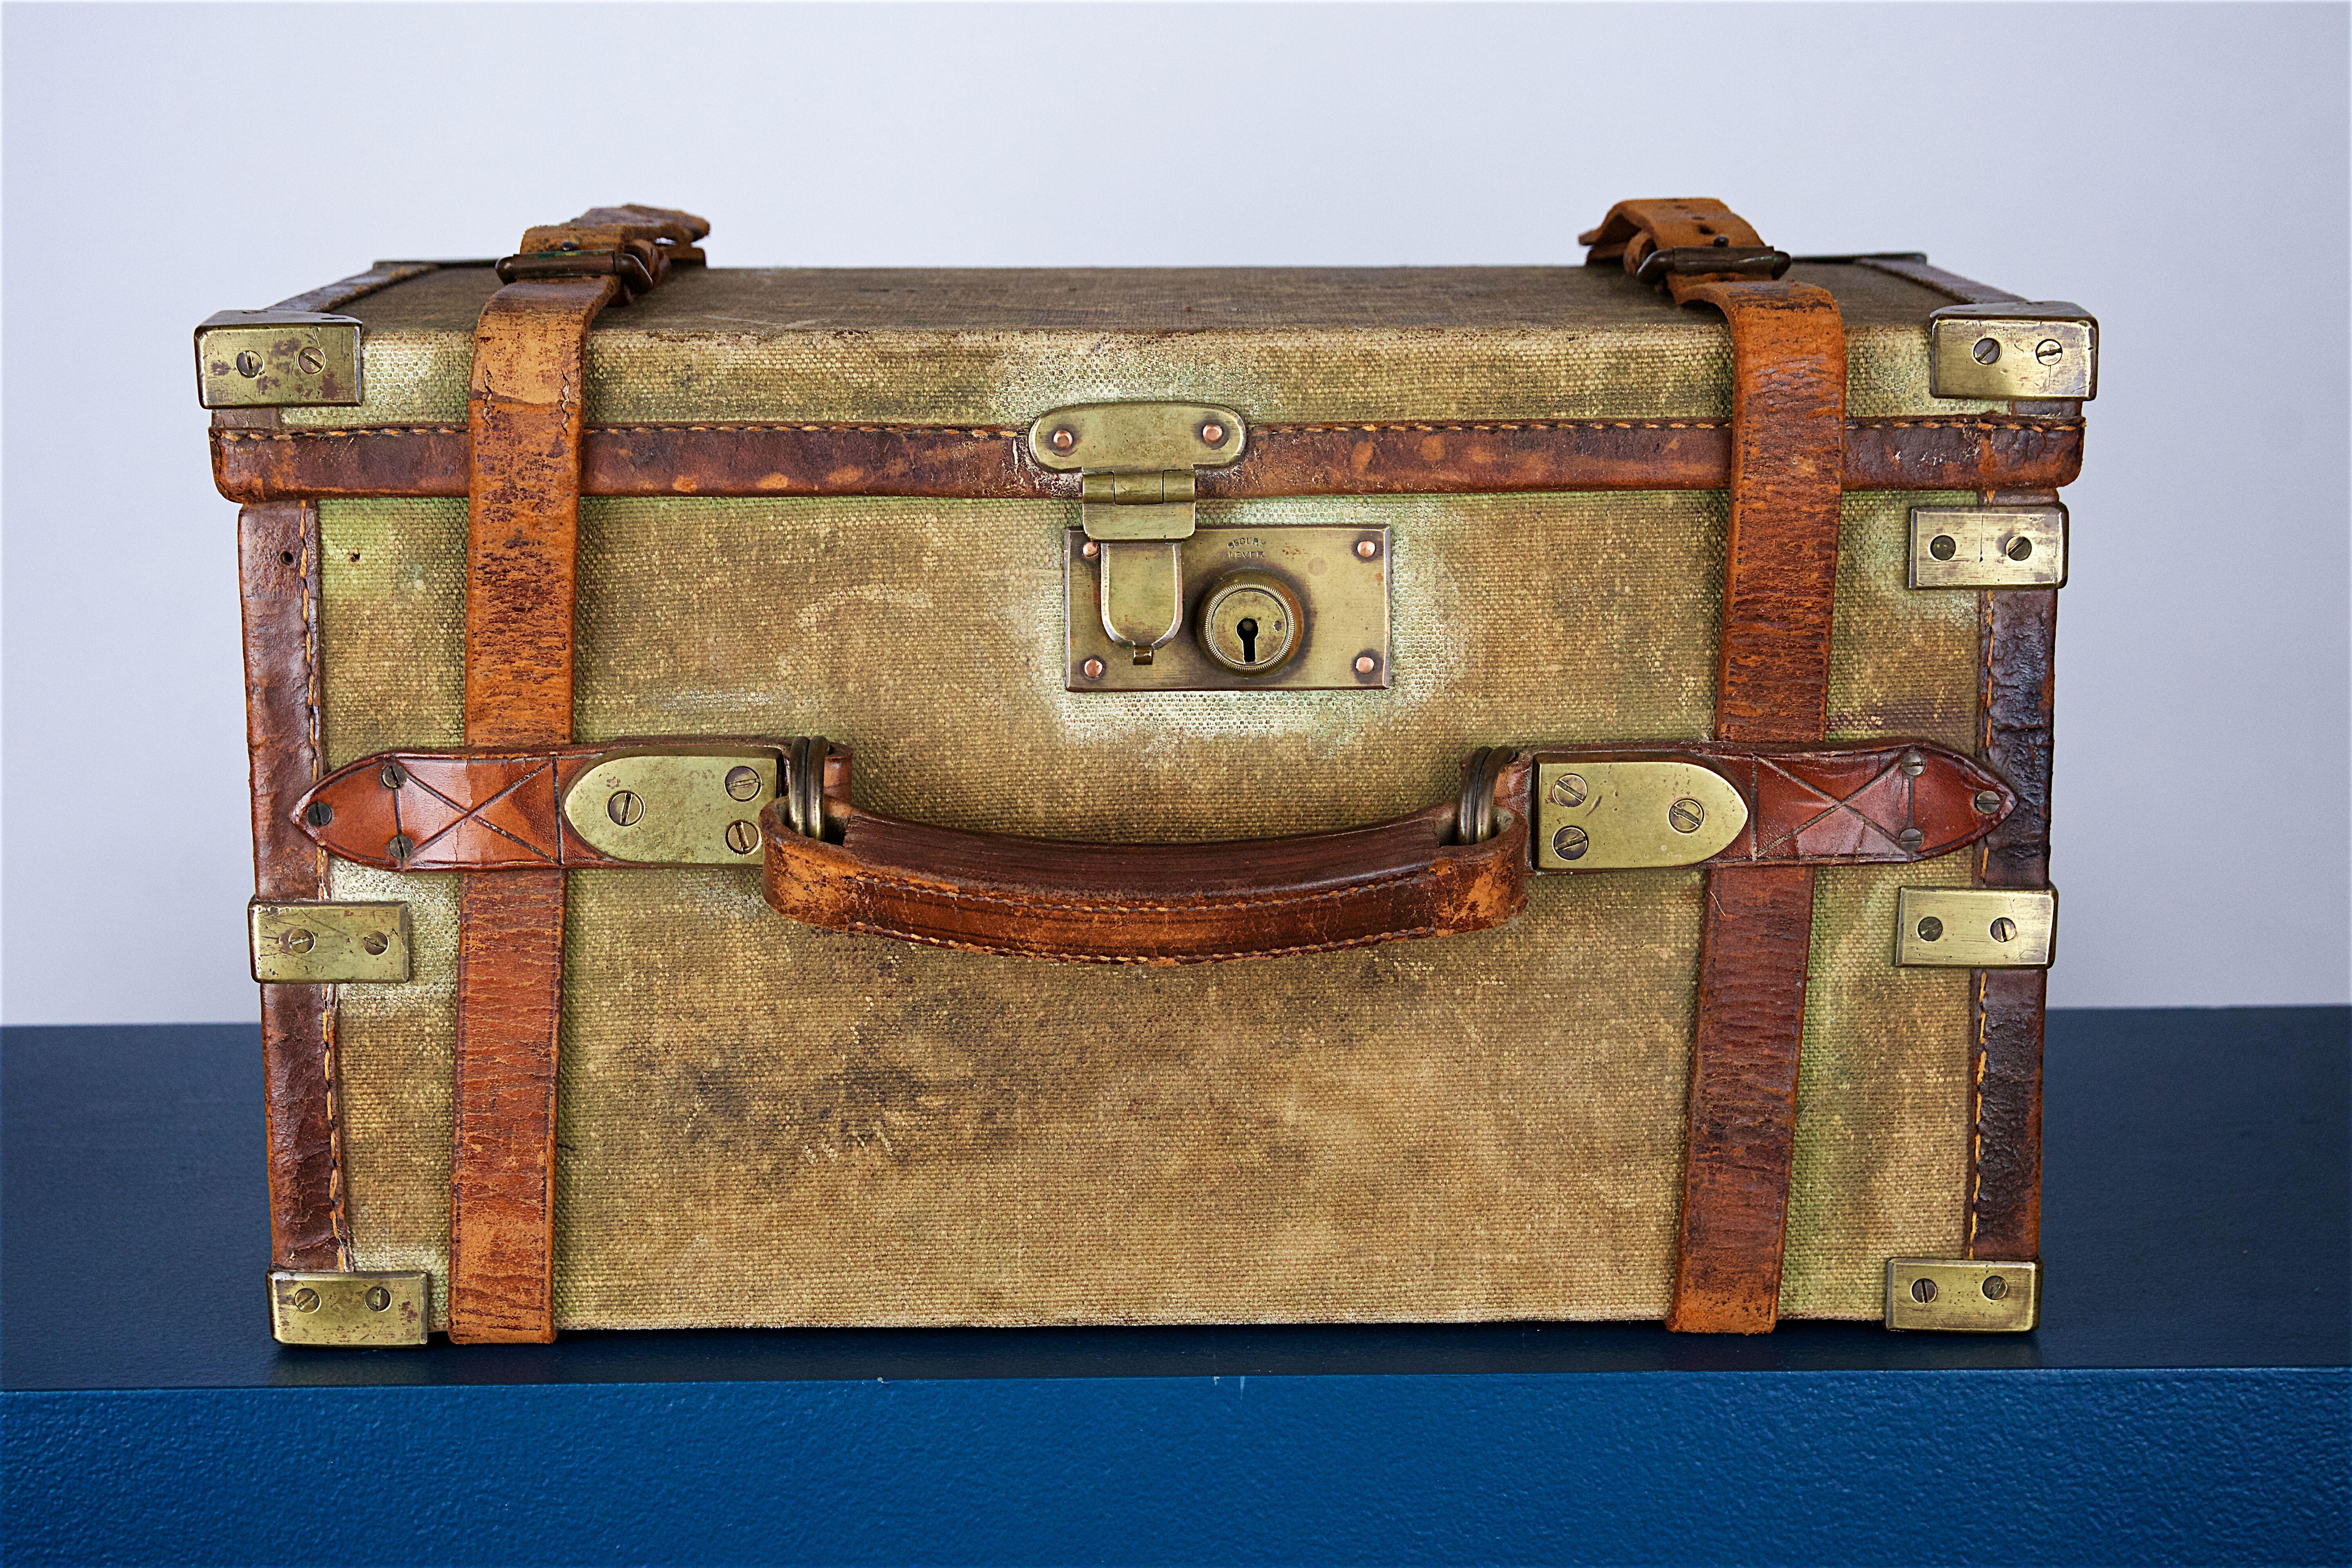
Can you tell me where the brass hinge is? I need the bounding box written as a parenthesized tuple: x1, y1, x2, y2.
(195, 310, 363, 408)
(1894, 888, 2056, 967)
(1909, 505, 2068, 590)
(1885, 1259, 2040, 1332)
(1927, 302, 2098, 400)
(1029, 403, 1247, 663)
(250, 901, 411, 983)
(269, 1270, 429, 1347)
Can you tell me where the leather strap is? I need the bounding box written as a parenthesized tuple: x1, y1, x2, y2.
(209, 413, 2084, 505)
(448, 207, 702, 1344)
(764, 756, 1531, 965)
(1588, 202, 1849, 1334)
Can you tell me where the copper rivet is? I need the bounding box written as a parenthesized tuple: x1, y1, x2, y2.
(1081, 539, 1100, 559)
(292, 1287, 321, 1312)
(234, 350, 263, 377)
(1355, 539, 1378, 560)
(724, 766, 763, 802)
(1354, 655, 1377, 675)
(285, 929, 315, 955)
(1050, 426, 1077, 453)
(362, 931, 390, 956)
(1082, 658, 1105, 680)
(1974, 789, 2003, 814)
(296, 347, 325, 375)
(365, 1286, 392, 1312)
(1200, 421, 1227, 446)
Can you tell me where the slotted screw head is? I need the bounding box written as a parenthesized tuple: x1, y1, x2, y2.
(235, 350, 263, 377)
(725, 766, 763, 802)
(1552, 825, 1590, 861)
(2006, 535, 2035, 561)
(1982, 1275, 2009, 1301)
(1972, 337, 2002, 366)
(362, 931, 390, 956)
(1547, 773, 1588, 808)
(607, 789, 644, 827)
(296, 346, 326, 375)
(1910, 1276, 1938, 1304)
(1900, 749, 1926, 777)
(285, 928, 316, 955)
(292, 1287, 321, 1312)
(1916, 915, 1945, 942)
(304, 800, 334, 828)
(725, 820, 760, 855)
(1668, 798, 1706, 834)
(1897, 827, 1925, 852)
(1989, 916, 2018, 943)
(1974, 789, 2004, 814)
(2034, 338, 2064, 365)
(386, 834, 414, 866)
(379, 761, 407, 789)
(365, 1285, 392, 1312)
(1929, 534, 1958, 561)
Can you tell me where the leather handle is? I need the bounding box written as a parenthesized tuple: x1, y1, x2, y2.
(762, 756, 1531, 965)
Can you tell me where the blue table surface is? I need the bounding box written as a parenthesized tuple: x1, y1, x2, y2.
(4, 1007, 2345, 1565)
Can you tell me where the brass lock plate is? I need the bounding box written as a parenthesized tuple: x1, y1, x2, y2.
(1909, 505, 2068, 590)
(250, 901, 411, 984)
(1894, 887, 2056, 967)
(561, 747, 783, 864)
(1065, 526, 1391, 693)
(1884, 1259, 2040, 1332)
(1927, 302, 2097, 400)
(195, 310, 363, 408)
(269, 1269, 430, 1347)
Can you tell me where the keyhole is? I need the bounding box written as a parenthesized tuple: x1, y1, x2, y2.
(1236, 617, 1259, 663)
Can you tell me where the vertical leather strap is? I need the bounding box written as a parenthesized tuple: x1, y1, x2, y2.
(1583, 202, 1848, 1333)
(240, 497, 352, 1271)
(446, 205, 705, 1343)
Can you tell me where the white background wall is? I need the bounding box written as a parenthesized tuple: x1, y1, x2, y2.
(4, 2, 2345, 1022)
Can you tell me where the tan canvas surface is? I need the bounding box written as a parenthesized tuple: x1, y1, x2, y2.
(322, 487, 1980, 1328)
(297, 262, 1994, 428)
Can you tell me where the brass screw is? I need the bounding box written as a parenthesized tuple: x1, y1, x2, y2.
(285, 929, 316, 955)
(1049, 426, 1077, 453)
(607, 790, 644, 827)
(1552, 825, 1590, 861)
(365, 1285, 392, 1312)
(1929, 534, 1958, 561)
(1547, 773, 1588, 808)
(296, 347, 326, 376)
(725, 766, 763, 802)
(1898, 827, 1925, 852)
(1199, 421, 1227, 447)
(1668, 798, 1705, 834)
(386, 834, 414, 866)
(2006, 535, 2035, 561)
(1973, 789, 2004, 814)
(362, 931, 390, 956)
(1982, 1275, 2009, 1301)
(725, 820, 760, 855)
(1354, 654, 1379, 676)
(379, 761, 407, 789)
(1355, 539, 1379, 560)
(235, 350, 263, 377)
(1082, 657, 1105, 681)
(1909, 1276, 1938, 1304)
(1916, 915, 1944, 942)
(2034, 338, 2064, 366)
(1989, 916, 2018, 943)
(1971, 337, 2002, 367)
(292, 1287, 321, 1312)
(304, 801, 334, 828)
(1900, 750, 1926, 777)
(1081, 539, 1100, 560)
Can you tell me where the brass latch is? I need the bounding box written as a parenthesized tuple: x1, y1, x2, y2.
(1885, 1259, 2040, 1332)
(269, 1269, 429, 1347)
(195, 310, 363, 409)
(1029, 402, 1247, 663)
(1927, 302, 2098, 400)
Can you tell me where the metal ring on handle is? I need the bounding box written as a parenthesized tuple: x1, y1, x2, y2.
(1455, 746, 1507, 846)
(786, 736, 833, 841)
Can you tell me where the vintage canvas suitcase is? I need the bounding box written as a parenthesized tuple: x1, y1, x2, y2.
(202, 199, 2087, 1346)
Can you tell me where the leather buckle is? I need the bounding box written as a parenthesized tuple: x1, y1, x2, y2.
(1633, 244, 1793, 284)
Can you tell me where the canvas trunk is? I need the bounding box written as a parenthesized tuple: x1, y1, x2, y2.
(203, 200, 2084, 1346)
